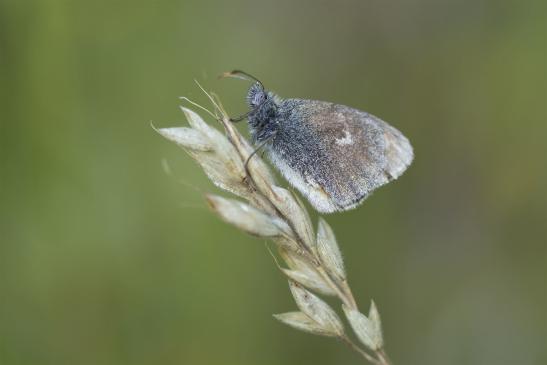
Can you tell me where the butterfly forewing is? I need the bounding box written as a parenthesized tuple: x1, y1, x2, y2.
(268, 99, 413, 213)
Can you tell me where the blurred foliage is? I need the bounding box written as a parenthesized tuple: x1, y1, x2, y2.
(0, 0, 545, 364)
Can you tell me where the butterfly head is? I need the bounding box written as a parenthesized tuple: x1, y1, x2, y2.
(247, 82, 267, 108)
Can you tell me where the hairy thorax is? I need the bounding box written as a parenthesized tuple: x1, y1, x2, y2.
(247, 93, 281, 143)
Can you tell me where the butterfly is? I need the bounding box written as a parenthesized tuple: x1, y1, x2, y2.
(225, 70, 413, 213)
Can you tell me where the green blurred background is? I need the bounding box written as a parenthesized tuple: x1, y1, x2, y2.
(1, 0, 546, 364)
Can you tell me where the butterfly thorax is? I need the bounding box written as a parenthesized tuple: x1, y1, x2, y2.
(247, 84, 281, 143)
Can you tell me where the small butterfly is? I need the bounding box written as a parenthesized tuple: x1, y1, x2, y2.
(224, 70, 414, 213)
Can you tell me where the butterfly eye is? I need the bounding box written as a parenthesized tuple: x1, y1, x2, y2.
(247, 82, 267, 108)
(252, 92, 266, 106)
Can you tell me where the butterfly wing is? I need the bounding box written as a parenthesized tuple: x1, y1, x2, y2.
(268, 99, 413, 213)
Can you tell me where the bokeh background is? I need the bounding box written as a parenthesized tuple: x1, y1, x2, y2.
(1, 0, 546, 364)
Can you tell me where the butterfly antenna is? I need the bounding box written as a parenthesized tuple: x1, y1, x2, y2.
(219, 70, 264, 91)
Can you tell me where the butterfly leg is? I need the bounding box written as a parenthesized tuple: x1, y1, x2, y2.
(243, 132, 276, 183)
(229, 111, 251, 123)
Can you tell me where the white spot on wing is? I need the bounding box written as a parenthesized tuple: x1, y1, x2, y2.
(335, 130, 353, 146)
